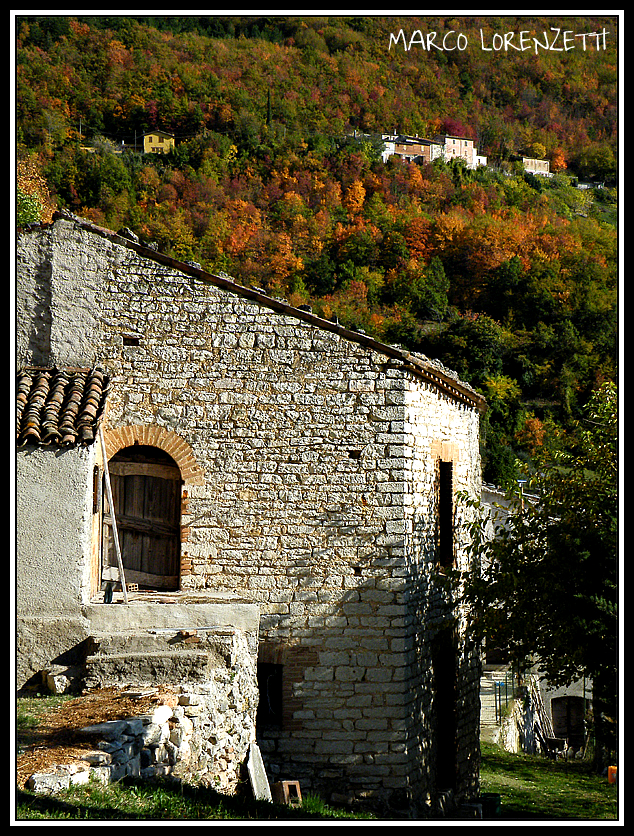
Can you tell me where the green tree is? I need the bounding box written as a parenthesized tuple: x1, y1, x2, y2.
(422, 312, 510, 386)
(414, 256, 450, 321)
(463, 381, 618, 766)
(383, 256, 449, 321)
(16, 187, 43, 226)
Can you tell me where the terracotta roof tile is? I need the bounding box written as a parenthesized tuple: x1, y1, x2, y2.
(16, 367, 110, 447)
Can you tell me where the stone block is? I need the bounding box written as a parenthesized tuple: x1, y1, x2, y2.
(27, 770, 71, 794)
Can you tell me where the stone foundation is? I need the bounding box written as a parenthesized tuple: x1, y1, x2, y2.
(27, 686, 256, 795)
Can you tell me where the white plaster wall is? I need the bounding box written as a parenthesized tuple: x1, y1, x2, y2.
(16, 444, 95, 614)
(16, 443, 96, 688)
(16, 223, 102, 369)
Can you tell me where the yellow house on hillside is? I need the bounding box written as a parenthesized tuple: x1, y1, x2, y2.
(143, 130, 176, 154)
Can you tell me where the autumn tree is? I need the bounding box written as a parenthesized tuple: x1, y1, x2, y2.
(342, 179, 366, 216)
(16, 153, 56, 225)
(15, 15, 617, 493)
(550, 148, 568, 173)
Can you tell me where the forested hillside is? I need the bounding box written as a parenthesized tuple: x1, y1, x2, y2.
(15, 14, 619, 486)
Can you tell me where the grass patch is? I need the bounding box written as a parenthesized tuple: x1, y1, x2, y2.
(480, 742, 619, 820)
(16, 748, 620, 821)
(15, 779, 378, 821)
(17, 694, 75, 751)
(15, 695, 619, 821)
(17, 694, 74, 726)
(15, 693, 378, 821)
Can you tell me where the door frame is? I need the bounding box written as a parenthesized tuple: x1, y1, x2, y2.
(101, 450, 182, 590)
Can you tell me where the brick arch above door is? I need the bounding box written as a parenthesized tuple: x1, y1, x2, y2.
(100, 425, 205, 485)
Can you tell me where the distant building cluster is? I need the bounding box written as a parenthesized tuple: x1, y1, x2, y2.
(381, 132, 551, 177)
(142, 130, 176, 154)
(89, 124, 555, 176)
(381, 133, 487, 169)
(83, 130, 178, 156)
(521, 156, 552, 177)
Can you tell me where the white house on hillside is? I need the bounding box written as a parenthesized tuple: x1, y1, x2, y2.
(382, 133, 487, 169)
(522, 157, 552, 177)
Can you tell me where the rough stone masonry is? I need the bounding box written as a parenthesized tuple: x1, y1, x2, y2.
(16, 213, 485, 814)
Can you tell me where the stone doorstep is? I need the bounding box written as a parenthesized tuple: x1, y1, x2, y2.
(87, 627, 236, 657)
(82, 627, 245, 691)
(41, 629, 240, 695)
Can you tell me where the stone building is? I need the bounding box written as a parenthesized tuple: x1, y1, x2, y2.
(522, 157, 551, 177)
(15, 212, 486, 813)
(434, 135, 477, 168)
(380, 134, 443, 165)
(381, 133, 487, 171)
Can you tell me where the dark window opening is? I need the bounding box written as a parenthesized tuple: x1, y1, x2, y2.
(551, 696, 589, 749)
(438, 460, 454, 568)
(257, 663, 283, 728)
(432, 628, 458, 790)
(484, 644, 509, 666)
(123, 335, 140, 346)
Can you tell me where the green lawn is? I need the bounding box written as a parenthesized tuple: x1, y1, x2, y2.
(479, 741, 619, 821)
(15, 694, 619, 822)
(16, 747, 619, 822)
(15, 780, 378, 821)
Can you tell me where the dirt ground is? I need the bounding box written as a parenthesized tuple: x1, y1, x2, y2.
(16, 686, 179, 790)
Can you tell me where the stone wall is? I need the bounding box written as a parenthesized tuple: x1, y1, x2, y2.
(27, 625, 259, 796)
(16, 216, 484, 811)
(27, 687, 255, 796)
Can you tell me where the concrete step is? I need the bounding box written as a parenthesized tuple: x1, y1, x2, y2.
(83, 647, 215, 689)
(84, 600, 260, 636)
(88, 628, 207, 656)
(83, 628, 233, 689)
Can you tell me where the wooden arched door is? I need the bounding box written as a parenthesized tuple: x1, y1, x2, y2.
(102, 445, 182, 591)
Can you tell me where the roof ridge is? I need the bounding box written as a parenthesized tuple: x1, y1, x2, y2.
(28, 212, 486, 413)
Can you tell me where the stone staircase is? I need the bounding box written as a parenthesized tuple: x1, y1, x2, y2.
(479, 667, 509, 744)
(78, 598, 261, 692)
(82, 628, 228, 690)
